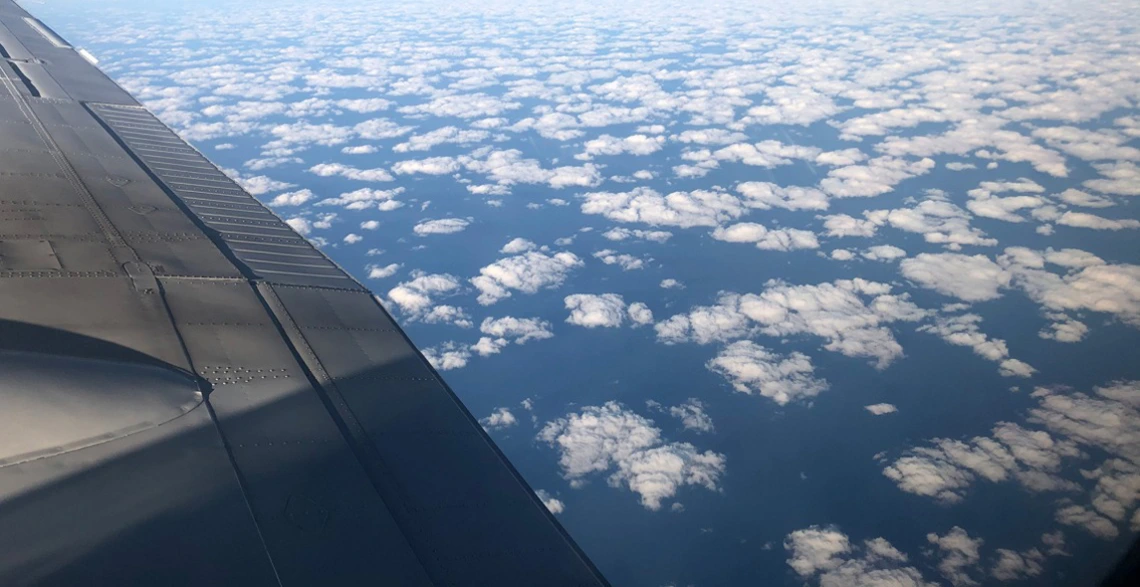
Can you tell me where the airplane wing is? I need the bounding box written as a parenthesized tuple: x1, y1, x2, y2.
(0, 1, 607, 585)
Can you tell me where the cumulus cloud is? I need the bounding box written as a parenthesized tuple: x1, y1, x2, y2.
(366, 263, 401, 279)
(927, 527, 983, 586)
(865, 403, 898, 415)
(864, 192, 996, 249)
(657, 279, 927, 368)
(500, 238, 537, 253)
(592, 249, 645, 270)
(581, 186, 745, 228)
(461, 148, 601, 189)
(1057, 188, 1115, 208)
(900, 253, 1010, 302)
(601, 227, 673, 243)
(711, 223, 820, 251)
(820, 157, 935, 198)
(534, 489, 565, 515)
(386, 270, 463, 319)
(707, 341, 829, 405)
(820, 214, 878, 238)
(668, 398, 714, 433)
(737, 182, 829, 211)
(392, 157, 461, 175)
(918, 313, 1036, 377)
(413, 217, 471, 236)
(537, 402, 726, 510)
(883, 380, 1140, 541)
(1056, 211, 1140, 231)
(317, 187, 405, 210)
(577, 133, 665, 160)
(471, 250, 584, 305)
(1000, 247, 1140, 327)
(785, 526, 935, 586)
(309, 162, 394, 182)
(472, 316, 555, 357)
(861, 245, 906, 262)
(269, 189, 314, 206)
(422, 342, 470, 371)
(480, 407, 518, 431)
(565, 293, 628, 328)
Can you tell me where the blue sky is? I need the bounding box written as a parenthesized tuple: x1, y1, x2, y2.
(35, 0, 1140, 584)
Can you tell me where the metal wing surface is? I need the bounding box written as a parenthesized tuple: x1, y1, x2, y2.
(0, 2, 606, 585)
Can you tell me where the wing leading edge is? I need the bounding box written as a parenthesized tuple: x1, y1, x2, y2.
(0, 2, 607, 585)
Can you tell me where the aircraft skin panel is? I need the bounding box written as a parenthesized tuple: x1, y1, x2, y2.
(0, 1, 609, 585)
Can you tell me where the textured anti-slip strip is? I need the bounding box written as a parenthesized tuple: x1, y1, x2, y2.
(86, 102, 364, 290)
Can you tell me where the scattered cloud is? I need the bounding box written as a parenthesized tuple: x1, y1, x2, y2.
(538, 402, 726, 510)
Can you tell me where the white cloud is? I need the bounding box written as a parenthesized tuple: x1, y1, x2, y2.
(660, 279, 685, 289)
(394, 126, 489, 152)
(1084, 162, 1140, 196)
(285, 217, 312, 235)
(318, 187, 405, 210)
(884, 379, 1140, 540)
(601, 227, 673, 243)
(535, 489, 565, 515)
(746, 86, 842, 126)
(820, 157, 935, 198)
(737, 182, 829, 211)
(335, 98, 392, 113)
(565, 293, 627, 328)
(386, 271, 462, 316)
(593, 249, 645, 270)
(1056, 211, 1140, 231)
(628, 302, 654, 327)
(537, 402, 726, 510)
(1057, 188, 1115, 208)
(865, 403, 898, 416)
(918, 313, 1036, 378)
(711, 223, 820, 251)
(927, 527, 983, 587)
(309, 162, 394, 182)
(360, 220, 380, 230)
(577, 133, 665, 160)
(366, 263, 401, 279)
(673, 128, 748, 145)
(865, 191, 996, 249)
(500, 238, 537, 253)
(581, 186, 745, 228)
(820, 214, 878, 238)
(861, 245, 906, 262)
(480, 316, 554, 344)
(269, 189, 314, 206)
(658, 280, 927, 368)
(900, 253, 1010, 302)
(422, 341, 471, 371)
(413, 217, 471, 236)
(1000, 247, 1140, 327)
(784, 526, 935, 586)
(481, 407, 518, 431)
(392, 156, 461, 175)
(343, 233, 363, 244)
(399, 92, 521, 119)
(461, 148, 601, 189)
(990, 548, 1045, 582)
(471, 251, 584, 305)
(707, 340, 829, 405)
(668, 398, 714, 433)
(226, 171, 294, 195)
(341, 145, 378, 154)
